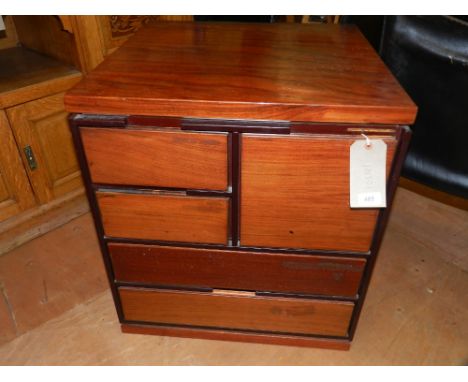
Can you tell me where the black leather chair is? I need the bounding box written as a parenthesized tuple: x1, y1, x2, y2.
(380, 16, 468, 200)
(341, 16, 468, 202)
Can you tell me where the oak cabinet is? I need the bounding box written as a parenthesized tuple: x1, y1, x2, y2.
(0, 110, 36, 222)
(0, 90, 83, 225)
(6, 92, 82, 205)
(0, 16, 86, 253)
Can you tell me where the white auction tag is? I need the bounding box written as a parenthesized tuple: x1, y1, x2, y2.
(350, 138, 387, 208)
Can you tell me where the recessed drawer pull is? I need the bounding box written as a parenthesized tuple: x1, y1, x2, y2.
(212, 289, 256, 297)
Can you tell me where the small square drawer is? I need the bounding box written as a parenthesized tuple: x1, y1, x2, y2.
(119, 287, 354, 337)
(240, 134, 398, 252)
(109, 243, 366, 298)
(80, 127, 228, 191)
(96, 191, 229, 245)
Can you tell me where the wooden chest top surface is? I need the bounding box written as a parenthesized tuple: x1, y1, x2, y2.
(65, 22, 416, 124)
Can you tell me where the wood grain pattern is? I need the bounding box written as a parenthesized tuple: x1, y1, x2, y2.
(0, 110, 36, 222)
(0, 189, 87, 256)
(7, 92, 83, 204)
(65, 23, 417, 124)
(241, 134, 397, 252)
(2, 192, 468, 362)
(81, 128, 228, 190)
(95, 16, 195, 59)
(12, 16, 80, 69)
(97, 191, 229, 244)
(110, 16, 193, 38)
(109, 243, 365, 297)
(391, 187, 468, 272)
(65, 16, 106, 73)
(119, 287, 354, 337)
(0, 16, 19, 50)
(121, 323, 351, 350)
(0, 47, 82, 109)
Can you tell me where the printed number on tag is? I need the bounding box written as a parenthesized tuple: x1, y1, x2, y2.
(350, 138, 387, 208)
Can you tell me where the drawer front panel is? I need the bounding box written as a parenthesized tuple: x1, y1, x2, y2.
(81, 127, 228, 190)
(119, 287, 354, 337)
(110, 243, 365, 297)
(241, 134, 397, 252)
(97, 191, 229, 244)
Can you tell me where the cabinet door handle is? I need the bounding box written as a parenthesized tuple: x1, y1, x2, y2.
(23, 145, 38, 170)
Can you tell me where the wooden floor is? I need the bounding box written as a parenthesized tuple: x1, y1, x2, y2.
(0, 187, 467, 365)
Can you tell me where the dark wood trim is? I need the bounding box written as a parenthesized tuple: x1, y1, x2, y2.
(70, 113, 128, 127)
(121, 322, 351, 350)
(226, 133, 233, 244)
(93, 184, 231, 198)
(230, 132, 241, 245)
(254, 291, 358, 302)
(127, 115, 182, 128)
(290, 122, 399, 136)
(185, 189, 232, 198)
(347, 125, 412, 340)
(68, 113, 125, 322)
(115, 281, 213, 293)
(103, 236, 370, 258)
(72, 113, 401, 138)
(182, 117, 290, 134)
(227, 133, 233, 244)
(114, 281, 359, 302)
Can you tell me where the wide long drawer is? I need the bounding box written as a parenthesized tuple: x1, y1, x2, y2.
(97, 191, 229, 244)
(119, 287, 354, 337)
(80, 127, 228, 190)
(110, 243, 365, 297)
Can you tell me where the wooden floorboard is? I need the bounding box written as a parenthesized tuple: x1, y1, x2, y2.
(0, 213, 107, 345)
(0, 187, 467, 365)
(0, 189, 89, 256)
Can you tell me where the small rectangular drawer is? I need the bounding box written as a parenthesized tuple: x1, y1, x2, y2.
(119, 287, 354, 337)
(80, 127, 228, 190)
(110, 243, 366, 298)
(97, 191, 229, 244)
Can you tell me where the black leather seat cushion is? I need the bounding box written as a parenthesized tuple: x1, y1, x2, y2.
(380, 16, 468, 199)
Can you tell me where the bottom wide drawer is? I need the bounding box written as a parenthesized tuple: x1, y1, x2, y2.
(119, 287, 354, 337)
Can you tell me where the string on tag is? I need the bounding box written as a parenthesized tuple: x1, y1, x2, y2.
(361, 133, 372, 148)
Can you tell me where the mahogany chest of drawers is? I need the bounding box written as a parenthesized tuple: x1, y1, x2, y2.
(65, 22, 417, 350)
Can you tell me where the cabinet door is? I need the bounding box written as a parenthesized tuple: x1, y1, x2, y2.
(240, 134, 397, 253)
(0, 110, 36, 222)
(6, 92, 82, 204)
